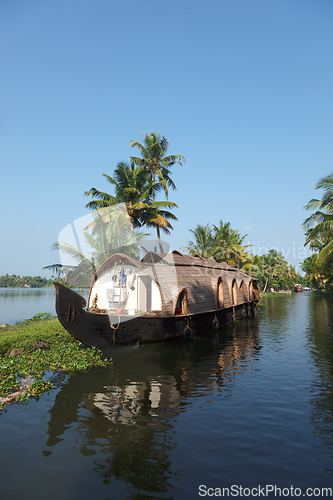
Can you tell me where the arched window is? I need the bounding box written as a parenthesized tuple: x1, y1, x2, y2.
(217, 277, 224, 308)
(249, 281, 254, 301)
(232, 279, 237, 306)
(253, 281, 260, 301)
(239, 280, 246, 303)
(174, 289, 187, 315)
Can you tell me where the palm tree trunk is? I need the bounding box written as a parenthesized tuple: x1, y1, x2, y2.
(151, 168, 164, 253)
(156, 226, 164, 253)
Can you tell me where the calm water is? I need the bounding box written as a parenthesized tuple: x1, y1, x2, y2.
(0, 288, 89, 324)
(1, 292, 333, 499)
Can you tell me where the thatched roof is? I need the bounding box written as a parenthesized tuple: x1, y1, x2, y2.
(91, 250, 258, 317)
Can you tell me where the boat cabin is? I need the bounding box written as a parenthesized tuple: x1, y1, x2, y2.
(87, 250, 259, 318)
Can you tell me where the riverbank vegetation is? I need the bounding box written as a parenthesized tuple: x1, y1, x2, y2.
(0, 274, 53, 288)
(0, 315, 112, 409)
(302, 174, 333, 291)
(183, 222, 303, 292)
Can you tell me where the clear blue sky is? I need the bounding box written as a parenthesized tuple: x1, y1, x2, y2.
(1, 0, 332, 276)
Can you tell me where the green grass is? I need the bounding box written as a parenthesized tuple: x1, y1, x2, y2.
(260, 291, 292, 298)
(0, 315, 112, 409)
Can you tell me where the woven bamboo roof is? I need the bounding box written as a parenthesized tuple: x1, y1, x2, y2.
(91, 250, 258, 317)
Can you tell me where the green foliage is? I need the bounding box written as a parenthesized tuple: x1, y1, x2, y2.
(183, 220, 250, 266)
(129, 132, 185, 250)
(184, 222, 301, 291)
(47, 132, 185, 283)
(244, 250, 301, 292)
(0, 274, 53, 288)
(0, 317, 112, 409)
(302, 173, 333, 290)
(45, 206, 148, 287)
(130, 132, 185, 200)
(84, 133, 185, 253)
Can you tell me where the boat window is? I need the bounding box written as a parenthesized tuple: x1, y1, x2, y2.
(253, 281, 260, 301)
(239, 281, 244, 303)
(232, 279, 237, 306)
(175, 289, 187, 315)
(217, 278, 224, 308)
(249, 281, 253, 301)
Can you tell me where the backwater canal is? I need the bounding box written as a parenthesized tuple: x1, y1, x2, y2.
(1, 292, 333, 499)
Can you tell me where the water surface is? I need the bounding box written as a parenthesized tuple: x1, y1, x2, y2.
(0, 288, 89, 324)
(1, 292, 333, 499)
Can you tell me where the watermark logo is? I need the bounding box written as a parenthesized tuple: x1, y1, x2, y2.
(198, 484, 333, 497)
(53, 205, 177, 324)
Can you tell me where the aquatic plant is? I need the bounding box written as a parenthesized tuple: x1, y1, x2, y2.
(0, 316, 112, 410)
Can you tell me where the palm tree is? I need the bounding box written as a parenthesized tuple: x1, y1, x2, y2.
(130, 132, 185, 250)
(258, 250, 289, 292)
(85, 160, 178, 251)
(85, 162, 150, 229)
(45, 207, 148, 287)
(183, 224, 214, 258)
(303, 174, 333, 271)
(183, 221, 251, 266)
(211, 221, 251, 267)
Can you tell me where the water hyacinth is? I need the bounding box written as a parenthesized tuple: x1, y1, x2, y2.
(0, 314, 112, 409)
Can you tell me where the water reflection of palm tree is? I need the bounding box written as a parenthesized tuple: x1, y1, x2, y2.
(307, 293, 333, 457)
(43, 323, 260, 494)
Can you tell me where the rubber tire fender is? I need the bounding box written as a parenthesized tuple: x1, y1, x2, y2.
(212, 318, 219, 329)
(183, 326, 193, 339)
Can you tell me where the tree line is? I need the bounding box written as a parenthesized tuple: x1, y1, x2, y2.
(183, 221, 303, 292)
(0, 274, 53, 288)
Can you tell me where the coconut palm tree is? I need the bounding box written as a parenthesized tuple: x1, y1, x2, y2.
(303, 174, 333, 271)
(183, 221, 251, 265)
(45, 207, 148, 287)
(85, 161, 178, 251)
(130, 132, 185, 250)
(183, 224, 214, 258)
(211, 221, 251, 267)
(85, 161, 150, 229)
(257, 250, 289, 292)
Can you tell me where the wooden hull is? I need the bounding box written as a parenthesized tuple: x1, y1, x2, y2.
(55, 283, 257, 348)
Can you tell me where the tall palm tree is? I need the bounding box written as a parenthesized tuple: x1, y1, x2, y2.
(303, 174, 333, 271)
(183, 224, 214, 258)
(211, 221, 251, 267)
(130, 132, 185, 250)
(85, 161, 150, 229)
(85, 161, 178, 251)
(183, 221, 250, 266)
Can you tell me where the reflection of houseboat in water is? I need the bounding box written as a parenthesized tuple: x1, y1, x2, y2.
(55, 250, 260, 348)
(46, 322, 260, 434)
(44, 323, 260, 490)
(92, 324, 261, 425)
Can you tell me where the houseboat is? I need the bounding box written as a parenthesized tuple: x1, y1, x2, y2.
(54, 250, 260, 348)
